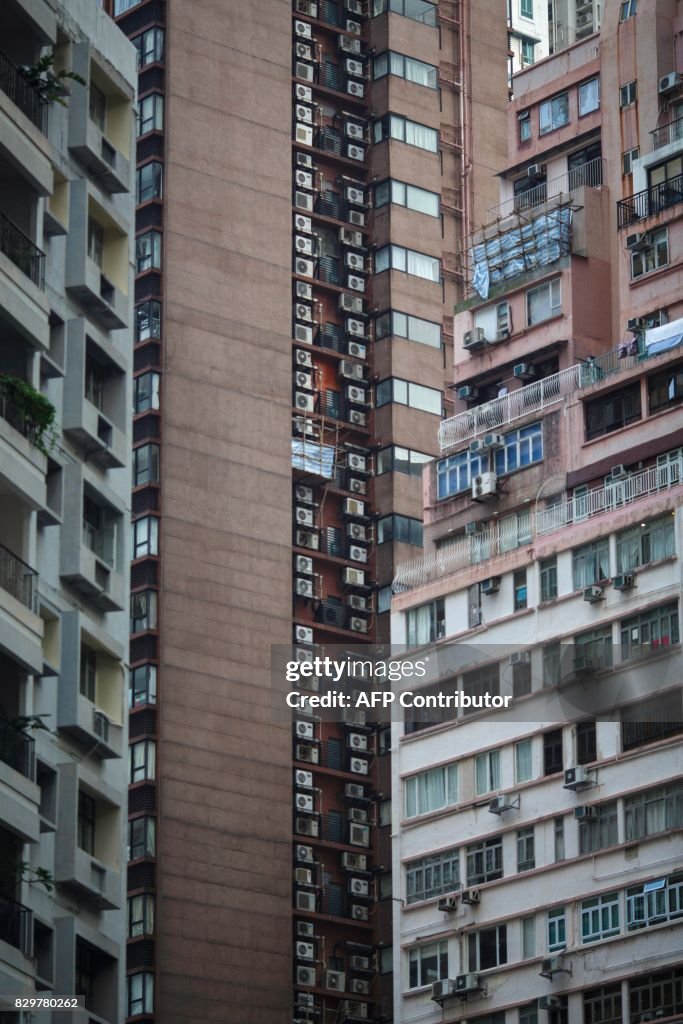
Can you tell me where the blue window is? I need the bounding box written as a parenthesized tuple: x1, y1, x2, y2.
(436, 450, 486, 499)
(494, 423, 543, 475)
(520, 0, 533, 16)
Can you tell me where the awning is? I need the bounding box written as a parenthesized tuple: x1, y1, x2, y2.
(291, 439, 336, 479)
(644, 316, 683, 355)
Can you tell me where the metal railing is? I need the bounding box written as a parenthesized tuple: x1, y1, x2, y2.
(0, 211, 45, 288)
(0, 386, 41, 445)
(0, 51, 48, 132)
(486, 157, 605, 223)
(0, 719, 35, 779)
(650, 115, 683, 151)
(0, 542, 37, 611)
(617, 172, 683, 228)
(0, 893, 33, 956)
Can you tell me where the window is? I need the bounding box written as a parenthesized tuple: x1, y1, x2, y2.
(132, 516, 159, 559)
(114, 0, 143, 11)
(376, 378, 442, 414)
(622, 147, 639, 175)
(128, 894, 154, 937)
(127, 973, 154, 1016)
(87, 219, 104, 267)
(377, 586, 392, 614)
(131, 590, 157, 633)
(129, 665, 157, 707)
(543, 642, 562, 686)
(513, 569, 527, 611)
(513, 111, 531, 150)
(616, 516, 675, 572)
(521, 39, 535, 65)
(572, 539, 609, 589)
(375, 309, 441, 348)
(499, 509, 532, 553)
(539, 92, 569, 134)
(406, 849, 459, 904)
(494, 423, 543, 476)
(517, 827, 535, 871)
(620, 603, 680, 663)
(375, 244, 440, 281)
(630, 967, 683, 1021)
(78, 791, 96, 854)
(133, 444, 160, 487)
(373, 114, 438, 153)
(520, 0, 533, 15)
(374, 180, 440, 217)
(132, 27, 164, 68)
(84, 353, 105, 409)
(515, 739, 533, 783)
(377, 446, 432, 477)
(554, 817, 565, 861)
(372, 0, 438, 25)
(135, 300, 161, 341)
(521, 915, 536, 959)
(377, 514, 423, 546)
(575, 627, 613, 669)
(463, 663, 499, 714)
(547, 907, 566, 951)
(129, 740, 156, 784)
(619, 0, 637, 18)
(128, 816, 156, 860)
(436, 448, 486, 499)
(621, 689, 683, 750)
(527, 278, 561, 324)
(631, 227, 669, 278)
(138, 93, 164, 135)
(136, 230, 162, 274)
(466, 836, 503, 885)
(468, 924, 507, 971)
(648, 155, 683, 195)
(406, 598, 445, 645)
(512, 658, 532, 698)
(583, 984, 622, 1024)
(519, 1005, 538, 1024)
(83, 496, 116, 566)
(80, 646, 97, 701)
(619, 80, 637, 107)
(134, 372, 160, 413)
(543, 729, 563, 776)
(405, 763, 458, 817)
(373, 52, 438, 89)
(585, 381, 641, 439)
(648, 362, 683, 412)
(89, 82, 106, 131)
(579, 800, 618, 854)
(136, 161, 163, 203)
(539, 556, 557, 601)
(408, 940, 448, 988)
(475, 749, 501, 795)
(577, 720, 597, 765)
(578, 77, 600, 116)
(626, 874, 683, 931)
(581, 892, 620, 943)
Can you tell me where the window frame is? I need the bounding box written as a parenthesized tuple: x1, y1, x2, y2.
(526, 278, 561, 325)
(547, 907, 566, 952)
(539, 92, 569, 135)
(406, 848, 460, 904)
(404, 762, 458, 818)
(631, 227, 669, 279)
(578, 76, 600, 117)
(408, 940, 448, 989)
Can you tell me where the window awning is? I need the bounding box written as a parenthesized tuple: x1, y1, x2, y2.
(644, 316, 683, 355)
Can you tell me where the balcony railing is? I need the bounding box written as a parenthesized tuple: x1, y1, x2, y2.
(486, 157, 605, 224)
(0, 385, 42, 445)
(0, 211, 45, 288)
(651, 115, 683, 151)
(0, 719, 35, 779)
(0, 542, 37, 611)
(0, 893, 32, 956)
(617, 172, 683, 229)
(0, 51, 48, 132)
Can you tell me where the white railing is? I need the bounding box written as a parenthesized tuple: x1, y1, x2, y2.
(486, 158, 605, 224)
(392, 458, 683, 592)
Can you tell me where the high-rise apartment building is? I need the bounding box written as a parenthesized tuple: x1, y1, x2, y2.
(390, 1, 683, 1022)
(0, 0, 135, 1020)
(106, 0, 507, 1022)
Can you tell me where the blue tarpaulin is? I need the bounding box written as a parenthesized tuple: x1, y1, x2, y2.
(471, 206, 573, 299)
(291, 439, 336, 479)
(644, 316, 683, 355)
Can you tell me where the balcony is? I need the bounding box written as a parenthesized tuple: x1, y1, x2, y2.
(650, 115, 683, 151)
(0, 719, 35, 780)
(0, 893, 32, 957)
(0, 51, 48, 133)
(617, 172, 683, 229)
(486, 157, 605, 224)
(68, 115, 130, 195)
(0, 211, 45, 289)
(0, 543, 43, 676)
(0, 542, 37, 612)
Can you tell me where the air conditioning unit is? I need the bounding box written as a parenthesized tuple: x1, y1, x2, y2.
(296, 257, 315, 277)
(574, 805, 597, 821)
(349, 409, 366, 426)
(345, 58, 365, 78)
(345, 18, 362, 34)
(348, 905, 367, 923)
(295, 19, 312, 37)
(564, 766, 594, 790)
(465, 520, 479, 535)
(294, 646, 313, 662)
(483, 432, 504, 449)
(338, 33, 362, 55)
(297, 965, 317, 986)
(296, 890, 317, 911)
(343, 498, 365, 517)
(347, 733, 368, 751)
(296, 0, 318, 14)
(348, 809, 368, 826)
(296, 817, 319, 839)
(349, 478, 366, 494)
(538, 996, 562, 1010)
(343, 567, 366, 587)
(295, 191, 314, 212)
(296, 281, 313, 302)
(613, 572, 636, 591)
(348, 209, 365, 227)
(432, 979, 459, 1001)
(347, 142, 365, 161)
(345, 186, 365, 206)
(510, 650, 530, 665)
(296, 41, 313, 60)
(296, 555, 313, 575)
(339, 292, 364, 313)
(348, 877, 369, 896)
(349, 616, 368, 633)
(488, 795, 513, 814)
(296, 845, 314, 863)
(325, 970, 346, 991)
(463, 328, 486, 350)
(296, 508, 315, 529)
(340, 228, 364, 248)
(472, 473, 498, 500)
(296, 374, 313, 393)
(458, 385, 478, 401)
(527, 163, 545, 179)
(513, 362, 536, 380)
(296, 744, 319, 764)
(347, 452, 367, 473)
(345, 120, 364, 140)
(295, 484, 314, 504)
(296, 61, 314, 81)
(295, 169, 314, 190)
(296, 578, 314, 599)
(296, 940, 315, 961)
(295, 124, 314, 146)
(540, 955, 567, 979)
(295, 867, 313, 885)
(346, 318, 367, 338)
(296, 530, 319, 550)
(296, 721, 314, 740)
(340, 360, 364, 382)
(345, 252, 365, 272)
(349, 979, 369, 996)
(344, 783, 365, 799)
(347, 82, 365, 100)
(295, 325, 313, 346)
(349, 955, 370, 971)
(296, 992, 315, 1008)
(348, 342, 366, 361)
(349, 761, 369, 781)
(610, 464, 629, 481)
(454, 973, 482, 995)
(346, 386, 368, 406)
(349, 545, 367, 563)
(348, 274, 365, 292)
(295, 625, 313, 644)
(342, 852, 367, 870)
(626, 232, 650, 252)
(659, 71, 682, 94)
(295, 304, 314, 325)
(346, 0, 365, 15)
(293, 418, 319, 439)
(347, 523, 367, 543)
(437, 894, 459, 912)
(481, 576, 500, 595)
(295, 235, 314, 256)
(295, 769, 314, 792)
(461, 888, 480, 905)
(295, 83, 313, 103)
(583, 585, 604, 603)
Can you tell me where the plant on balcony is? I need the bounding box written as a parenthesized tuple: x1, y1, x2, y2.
(0, 375, 57, 454)
(17, 863, 54, 893)
(20, 52, 85, 106)
(4, 713, 52, 734)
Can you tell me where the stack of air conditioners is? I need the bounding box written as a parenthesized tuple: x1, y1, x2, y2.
(293, 19, 317, 150)
(342, 779, 372, 922)
(346, 724, 371, 784)
(347, 948, 375, 1002)
(294, 484, 320, 556)
(339, 498, 370, 618)
(294, 991, 320, 1024)
(294, 717, 320, 771)
(338, 236, 370, 363)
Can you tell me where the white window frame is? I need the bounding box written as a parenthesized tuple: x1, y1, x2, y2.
(404, 763, 458, 818)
